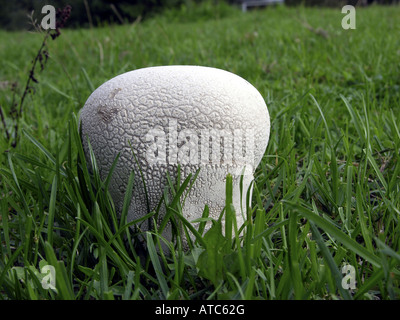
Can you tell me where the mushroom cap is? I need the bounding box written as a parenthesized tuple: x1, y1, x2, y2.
(80, 65, 270, 240)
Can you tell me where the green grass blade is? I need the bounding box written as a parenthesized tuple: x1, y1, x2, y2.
(288, 212, 305, 299)
(119, 170, 135, 229)
(47, 175, 58, 247)
(309, 221, 352, 300)
(310, 93, 332, 147)
(81, 67, 95, 92)
(225, 174, 233, 242)
(146, 232, 169, 298)
(341, 94, 365, 146)
(43, 242, 74, 300)
(285, 200, 382, 268)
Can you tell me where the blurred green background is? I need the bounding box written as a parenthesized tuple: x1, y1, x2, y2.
(0, 0, 396, 31)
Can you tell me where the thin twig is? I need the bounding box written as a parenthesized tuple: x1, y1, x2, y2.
(12, 31, 51, 148)
(83, 0, 94, 28)
(110, 4, 125, 25)
(18, 31, 50, 117)
(0, 104, 10, 141)
(7, 5, 71, 148)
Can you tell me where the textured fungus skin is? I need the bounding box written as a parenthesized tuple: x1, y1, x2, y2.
(80, 65, 270, 240)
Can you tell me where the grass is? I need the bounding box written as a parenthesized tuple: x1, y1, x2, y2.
(0, 3, 400, 300)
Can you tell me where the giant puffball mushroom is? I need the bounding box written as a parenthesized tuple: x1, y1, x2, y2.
(80, 65, 270, 244)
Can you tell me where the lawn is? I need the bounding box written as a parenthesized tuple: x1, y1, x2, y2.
(0, 3, 400, 300)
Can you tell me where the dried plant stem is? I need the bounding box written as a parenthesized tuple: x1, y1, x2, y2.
(0, 105, 10, 141)
(12, 31, 51, 148)
(0, 5, 71, 148)
(18, 32, 50, 116)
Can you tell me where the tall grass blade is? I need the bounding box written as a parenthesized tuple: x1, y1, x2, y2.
(309, 222, 352, 300)
(285, 200, 382, 268)
(146, 232, 169, 298)
(47, 175, 58, 246)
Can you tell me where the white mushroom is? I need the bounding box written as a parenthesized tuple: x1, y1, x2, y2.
(79, 65, 270, 244)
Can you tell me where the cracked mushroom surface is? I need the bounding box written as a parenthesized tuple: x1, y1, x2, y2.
(80, 65, 270, 240)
